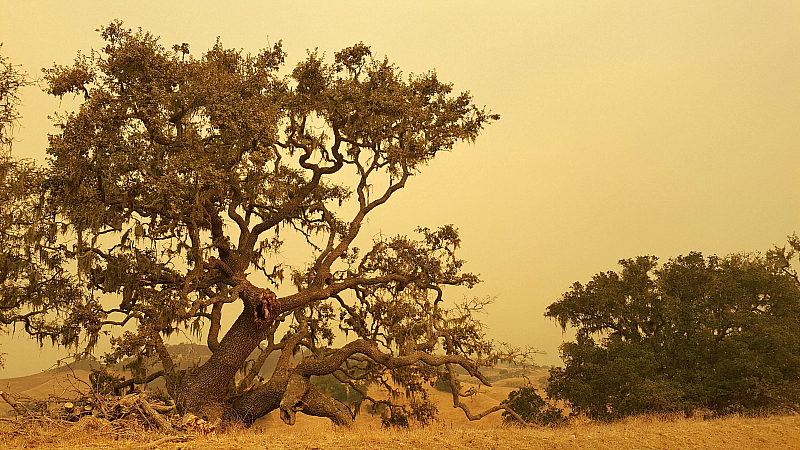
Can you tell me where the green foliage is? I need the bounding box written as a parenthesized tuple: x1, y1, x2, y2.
(0, 52, 51, 367)
(89, 367, 124, 395)
(545, 251, 800, 421)
(0, 155, 84, 355)
(310, 374, 366, 403)
(502, 385, 566, 426)
(432, 371, 461, 392)
(379, 395, 439, 428)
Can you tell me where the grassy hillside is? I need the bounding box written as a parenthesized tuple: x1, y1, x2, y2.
(0, 344, 208, 414)
(2, 361, 798, 449)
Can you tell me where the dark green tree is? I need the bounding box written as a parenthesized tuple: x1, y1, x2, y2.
(545, 251, 800, 421)
(0, 22, 508, 425)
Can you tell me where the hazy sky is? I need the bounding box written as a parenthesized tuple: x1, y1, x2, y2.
(1, 1, 799, 378)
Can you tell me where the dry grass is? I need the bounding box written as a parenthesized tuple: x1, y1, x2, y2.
(2, 367, 798, 449)
(1, 413, 799, 450)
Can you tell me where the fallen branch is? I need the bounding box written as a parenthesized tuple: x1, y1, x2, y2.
(150, 403, 175, 414)
(0, 390, 29, 417)
(137, 395, 173, 432)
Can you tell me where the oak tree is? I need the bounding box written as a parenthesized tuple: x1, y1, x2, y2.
(545, 250, 800, 420)
(0, 22, 511, 425)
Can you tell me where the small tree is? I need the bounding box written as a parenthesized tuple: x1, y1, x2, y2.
(545, 251, 800, 421)
(501, 385, 566, 426)
(0, 21, 519, 426)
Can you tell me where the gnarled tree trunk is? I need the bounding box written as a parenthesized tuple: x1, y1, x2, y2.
(171, 304, 274, 420)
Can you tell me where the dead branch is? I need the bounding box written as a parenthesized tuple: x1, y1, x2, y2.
(0, 390, 29, 416)
(137, 394, 173, 432)
(112, 369, 166, 394)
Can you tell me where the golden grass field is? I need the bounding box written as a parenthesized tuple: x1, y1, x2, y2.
(1, 412, 799, 450)
(2, 364, 799, 449)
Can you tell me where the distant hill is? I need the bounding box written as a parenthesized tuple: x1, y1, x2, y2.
(0, 343, 207, 416)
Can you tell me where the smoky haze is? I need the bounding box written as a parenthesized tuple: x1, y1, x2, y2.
(1, 1, 799, 378)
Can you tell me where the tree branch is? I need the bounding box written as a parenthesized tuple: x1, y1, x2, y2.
(294, 339, 491, 386)
(444, 363, 523, 422)
(207, 303, 223, 353)
(112, 370, 166, 395)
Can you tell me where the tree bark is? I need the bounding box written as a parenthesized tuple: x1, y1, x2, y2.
(230, 374, 353, 427)
(229, 377, 288, 425)
(173, 303, 273, 420)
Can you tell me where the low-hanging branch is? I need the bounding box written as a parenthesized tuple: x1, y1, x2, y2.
(294, 339, 492, 386)
(112, 370, 167, 395)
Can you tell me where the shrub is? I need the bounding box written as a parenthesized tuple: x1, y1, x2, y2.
(502, 385, 566, 426)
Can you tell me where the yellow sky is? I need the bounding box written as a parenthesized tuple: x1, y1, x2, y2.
(1, 1, 799, 377)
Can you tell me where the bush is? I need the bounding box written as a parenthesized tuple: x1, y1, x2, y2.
(431, 371, 461, 393)
(310, 374, 365, 403)
(502, 385, 566, 426)
(89, 368, 124, 395)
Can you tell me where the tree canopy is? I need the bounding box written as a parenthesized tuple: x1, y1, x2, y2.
(545, 248, 800, 421)
(0, 21, 516, 425)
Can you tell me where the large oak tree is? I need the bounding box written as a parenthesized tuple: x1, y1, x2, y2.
(0, 22, 511, 425)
